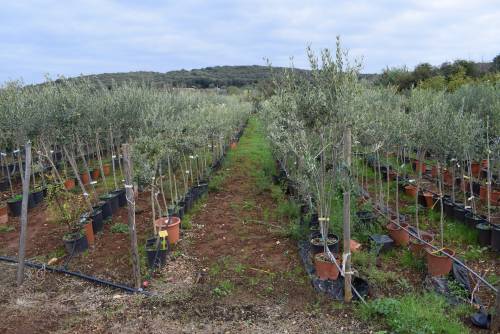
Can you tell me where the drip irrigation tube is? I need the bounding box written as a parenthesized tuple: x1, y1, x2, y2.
(0, 255, 149, 295)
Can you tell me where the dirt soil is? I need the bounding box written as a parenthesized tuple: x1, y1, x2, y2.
(0, 127, 377, 333)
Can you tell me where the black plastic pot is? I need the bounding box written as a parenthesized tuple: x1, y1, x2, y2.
(32, 189, 44, 204)
(184, 194, 193, 212)
(111, 189, 127, 207)
(100, 193, 119, 214)
(443, 199, 455, 218)
(476, 223, 492, 247)
(0, 178, 9, 191)
(96, 201, 112, 220)
(465, 212, 486, 229)
(7, 197, 22, 216)
(63, 232, 88, 254)
(310, 232, 339, 255)
(356, 211, 377, 225)
(145, 237, 168, 269)
(28, 193, 37, 209)
(491, 225, 500, 252)
(90, 209, 104, 233)
(472, 182, 480, 196)
(452, 203, 466, 222)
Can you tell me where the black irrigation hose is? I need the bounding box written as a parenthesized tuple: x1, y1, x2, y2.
(0, 255, 149, 295)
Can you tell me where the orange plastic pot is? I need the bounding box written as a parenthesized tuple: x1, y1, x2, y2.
(443, 170, 453, 186)
(83, 221, 94, 246)
(0, 206, 8, 224)
(412, 160, 426, 174)
(480, 185, 487, 201)
(404, 185, 417, 198)
(64, 179, 75, 190)
(431, 165, 439, 178)
(423, 192, 434, 208)
(154, 216, 181, 245)
(92, 169, 100, 180)
(103, 164, 111, 176)
(386, 222, 410, 246)
(425, 248, 455, 277)
(409, 233, 433, 257)
(230, 142, 237, 149)
(471, 162, 481, 177)
(81, 173, 90, 185)
(481, 159, 488, 168)
(314, 252, 340, 280)
(491, 190, 500, 206)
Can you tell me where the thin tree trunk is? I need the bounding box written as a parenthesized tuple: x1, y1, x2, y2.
(16, 142, 32, 286)
(343, 127, 352, 303)
(122, 144, 141, 289)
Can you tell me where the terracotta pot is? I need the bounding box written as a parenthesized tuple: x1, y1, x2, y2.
(92, 169, 100, 180)
(0, 206, 8, 224)
(230, 142, 237, 149)
(83, 221, 94, 246)
(491, 190, 500, 206)
(460, 180, 470, 193)
(423, 192, 434, 208)
(412, 160, 426, 174)
(80, 173, 90, 185)
(409, 233, 434, 257)
(431, 165, 439, 178)
(404, 185, 417, 198)
(154, 216, 181, 245)
(386, 222, 410, 246)
(443, 170, 453, 186)
(479, 185, 487, 201)
(103, 164, 111, 176)
(481, 159, 488, 168)
(64, 179, 75, 190)
(471, 162, 481, 177)
(426, 248, 455, 277)
(314, 252, 340, 280)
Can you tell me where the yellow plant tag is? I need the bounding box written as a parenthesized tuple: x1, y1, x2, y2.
(159, 230, 168, 238)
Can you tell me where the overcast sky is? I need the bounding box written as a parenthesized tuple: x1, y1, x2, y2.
(1, 0, 499, 84)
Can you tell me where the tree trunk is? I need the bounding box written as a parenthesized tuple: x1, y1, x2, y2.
(122, 144, 141, 289)
(343, 127, 352, 303)
(16, 142, 32, 286)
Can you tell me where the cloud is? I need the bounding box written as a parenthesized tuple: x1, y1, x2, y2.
(0, 0, 498, 83)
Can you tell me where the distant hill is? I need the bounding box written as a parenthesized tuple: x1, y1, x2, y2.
(67, 65, 378, 89)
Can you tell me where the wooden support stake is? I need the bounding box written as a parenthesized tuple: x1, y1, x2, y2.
(16, 142, 32, 286)
(122, 144, 141, 289)
(343, 127, 352, 303)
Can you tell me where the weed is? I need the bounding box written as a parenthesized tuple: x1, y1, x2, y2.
(47, 247, 66, 259)
(462, 245, 487, 261)
(399, 249, 425, 272)
(212, 280, 234, 297)
(234, 263, 246, 274)
(358, 293, 469, 334)
(0, 225, 14, 233)
(110, 223, 129, 233)
(208, 173, 225, 192)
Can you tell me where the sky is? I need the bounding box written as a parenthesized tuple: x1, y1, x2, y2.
(1, 0, 499, 84)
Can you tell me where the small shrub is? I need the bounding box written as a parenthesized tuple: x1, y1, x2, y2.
(110, 223, 129, 233)
(212, 280, 234, 297)
(400, 249, 425, 272)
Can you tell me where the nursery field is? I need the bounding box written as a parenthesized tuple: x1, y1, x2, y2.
(0, 44, 499, 334)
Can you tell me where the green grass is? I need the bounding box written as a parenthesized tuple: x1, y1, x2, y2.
(358, 293, 470, 334)
(399, 249, 426, 272)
